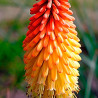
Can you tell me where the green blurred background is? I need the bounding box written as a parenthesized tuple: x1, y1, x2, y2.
(0, 0, 98, 98)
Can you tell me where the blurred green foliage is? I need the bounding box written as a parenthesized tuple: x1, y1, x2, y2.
(0, 0, 98, 98)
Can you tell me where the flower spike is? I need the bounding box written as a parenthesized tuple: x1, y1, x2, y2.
(23, 0, 82, 97)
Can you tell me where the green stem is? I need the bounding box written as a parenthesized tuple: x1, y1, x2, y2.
(84, 54, 96, 98)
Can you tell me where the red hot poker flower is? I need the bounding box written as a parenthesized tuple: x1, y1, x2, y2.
(23, 0, 82, 97)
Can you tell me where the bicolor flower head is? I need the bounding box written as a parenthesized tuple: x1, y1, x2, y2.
(23, 0, 82, 97)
